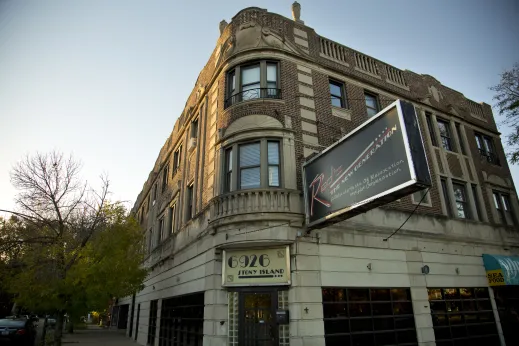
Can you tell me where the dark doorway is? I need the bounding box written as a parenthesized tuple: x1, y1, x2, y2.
(117, 304, 129, 329)
(135, 304, 140, 341)
(239, 290, 279, 346)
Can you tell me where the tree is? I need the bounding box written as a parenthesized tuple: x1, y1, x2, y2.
(0, 152, 147, 346)
(491, 62, 519, 164)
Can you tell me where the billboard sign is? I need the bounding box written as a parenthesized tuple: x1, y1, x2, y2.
(303, 100, 431, 229)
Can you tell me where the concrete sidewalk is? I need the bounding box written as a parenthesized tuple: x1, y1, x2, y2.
(63, 328, 136, 346)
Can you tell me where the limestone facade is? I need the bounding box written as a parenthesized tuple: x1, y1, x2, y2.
(117, 6, 519, 346)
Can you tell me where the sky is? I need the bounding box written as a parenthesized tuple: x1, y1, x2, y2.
(0, 0, 518, 214)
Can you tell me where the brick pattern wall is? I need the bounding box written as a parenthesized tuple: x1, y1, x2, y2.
(132, 7, 515, 232)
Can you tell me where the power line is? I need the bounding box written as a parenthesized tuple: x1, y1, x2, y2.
(383, 188, 430, 242)
(227, 221, 291, 238)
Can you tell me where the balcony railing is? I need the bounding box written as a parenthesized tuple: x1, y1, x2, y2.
(478, 149, 500, 166)
(210, 189, 303, 224)
(224, 88, 282, 108)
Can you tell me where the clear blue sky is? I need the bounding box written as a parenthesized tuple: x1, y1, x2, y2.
(1, 0, 518, 213)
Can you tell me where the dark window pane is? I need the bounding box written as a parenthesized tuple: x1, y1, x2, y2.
(474, 288, 489, 299)
(394, 316, 415, 329)
(432, 314, 448, 326)
(331, 97, 342, 108)
(325, 335, 351, 346)
(446, 300, 462, 313)
(448, 314, 464, 325)
(351, 333, 374, 346)
(428, 288, 443, 300)
(324, 319, 349, 334)
(372, 303, 392, 316)
(393, 302, 413, 315)
(330, 82, 342, 97)
(391, 288, 411, 301)
(348, 289, 369, 301)
(464, 313, 478, 324)
(350, 318, 373, 332)
(323, 288, 346, 302)
(349, 303, 371, 317)
(323, 303, 348, 318)
(371, 289, 390, 301)
(459, 288, 474, 299)
(478, 312, 495, 323)
(434, 327, 452, 341)
(367, 107, 378, 117)
(477, 299, 492, 311)
(451, 325, 467, 338)
(373, 317, 394, 331)
(437, 120, 450, 137)
(462, 300, 476, 311)
(430, 301, 447, 313)
(436, 342, 453, 346)
(443, 288, 459, 300)
(374, 331, 396, 346)
(396, 329, 417, 344)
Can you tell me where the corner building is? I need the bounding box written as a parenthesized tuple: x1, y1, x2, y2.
(117, 4, 519, 346)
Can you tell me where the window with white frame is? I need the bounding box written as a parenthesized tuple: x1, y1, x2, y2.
(172, 144, 182, 173)
(452, 182, 470, 219)
(169, 203, 176, 234)
(437, 119, 453, 151)
(159, 217, 166, 242)
(224, 139, 281, 192)
(493, 191, 516, 226)
(162, 165, 169, 192)
(329, 80, 347, 108)
(475, 133, 500, 165)
(225, 61, 280, 107)
(186, 184, 194, 220)
(364, 92, 379, 117)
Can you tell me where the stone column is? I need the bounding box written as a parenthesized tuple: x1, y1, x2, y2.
(289, 241, 325, 346)
(488, 288, 506, 346)
(203, 258, 228, 346)
(406, 250, 436, 346)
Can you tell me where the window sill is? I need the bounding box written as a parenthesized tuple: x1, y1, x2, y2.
(224, 97, 285, 111)
(331, 106, 351, 121)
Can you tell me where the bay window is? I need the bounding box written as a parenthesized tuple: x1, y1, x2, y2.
(223, 139, 281, 192)
(225, 61, 280, 107)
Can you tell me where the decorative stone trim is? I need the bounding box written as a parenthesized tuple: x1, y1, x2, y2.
(354, 66, 382, 80)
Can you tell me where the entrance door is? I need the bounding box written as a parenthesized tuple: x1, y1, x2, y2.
(239, 291, 278, 346)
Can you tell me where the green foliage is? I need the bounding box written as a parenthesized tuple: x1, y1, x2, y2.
(0, 151, 148, 346)
(2, 205, 147, 314)
(491, 62, 519, 164)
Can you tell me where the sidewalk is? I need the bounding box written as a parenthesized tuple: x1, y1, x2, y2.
(62, 328, 136, 346)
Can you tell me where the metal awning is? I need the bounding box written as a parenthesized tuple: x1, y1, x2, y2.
(483, 254, 519, 286)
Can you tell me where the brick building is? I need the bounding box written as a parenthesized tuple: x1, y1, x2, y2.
(117, 3, 519, 346)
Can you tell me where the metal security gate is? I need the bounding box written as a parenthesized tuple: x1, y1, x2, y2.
(239, 291, 278, 346)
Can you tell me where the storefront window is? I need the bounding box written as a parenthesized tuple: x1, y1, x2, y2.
(322, 287, 417, 346)
(493, 286, 519, 346)
(428, 287, 499, 346)
(158, 292, 204, 346)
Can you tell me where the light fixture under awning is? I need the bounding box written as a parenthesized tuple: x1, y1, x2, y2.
(483, 254, 519, 286)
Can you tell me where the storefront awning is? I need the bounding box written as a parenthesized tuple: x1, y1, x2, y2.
(483, 254, 519, 286)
